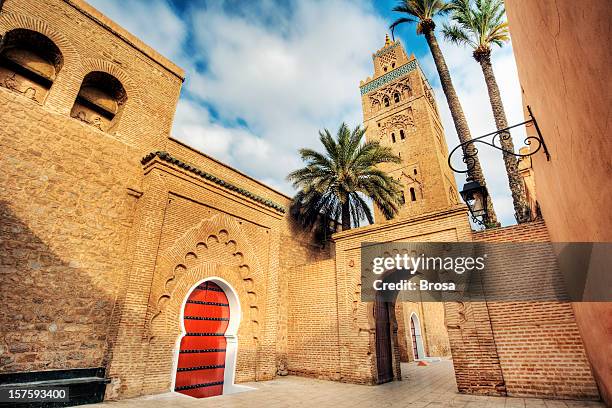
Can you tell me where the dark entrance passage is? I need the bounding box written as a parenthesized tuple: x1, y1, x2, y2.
(175, 281, 230, 398)
(374, 297, 394, 384)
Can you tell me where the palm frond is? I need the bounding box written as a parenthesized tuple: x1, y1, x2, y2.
(288, 123, 403, 233)
(445, 0, 509, 50)
(390, 0, 453, 35)
(442, 24, 476, 48)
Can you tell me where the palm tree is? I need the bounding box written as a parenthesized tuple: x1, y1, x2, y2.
(288, 123, 403, 232)
(390, 0, 499, 226)
(442, 0, 530, 223)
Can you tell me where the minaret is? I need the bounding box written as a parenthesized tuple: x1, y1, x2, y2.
(360, 36, 460, 222)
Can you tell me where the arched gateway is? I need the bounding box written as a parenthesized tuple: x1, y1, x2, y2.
(173, 278, 241, 398)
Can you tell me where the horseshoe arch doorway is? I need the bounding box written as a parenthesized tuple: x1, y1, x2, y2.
(172, 278, 241, 398)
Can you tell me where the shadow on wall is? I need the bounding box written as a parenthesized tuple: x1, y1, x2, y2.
(0, 201, 120, 374)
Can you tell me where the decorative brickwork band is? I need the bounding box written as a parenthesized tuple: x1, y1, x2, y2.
(141, 151, 286, 213)
(360, 60, 417, 95)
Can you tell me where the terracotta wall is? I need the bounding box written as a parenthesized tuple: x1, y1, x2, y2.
(505, 1, 612, 404)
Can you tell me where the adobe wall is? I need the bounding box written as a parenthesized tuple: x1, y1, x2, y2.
(505, 2, 612, 403)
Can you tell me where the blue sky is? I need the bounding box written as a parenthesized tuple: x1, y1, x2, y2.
(89, 0, 528, 226)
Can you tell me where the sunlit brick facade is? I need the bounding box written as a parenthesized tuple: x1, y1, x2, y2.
(0, 0, 601, 404)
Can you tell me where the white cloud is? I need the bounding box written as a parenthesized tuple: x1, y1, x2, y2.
(177, 0, 387, 191)
(87, 0, 525, 225)
(87, 0, 187, 63)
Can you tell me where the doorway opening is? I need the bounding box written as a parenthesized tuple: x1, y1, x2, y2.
(374, 295, 394, 384)
(410, 312, 425, 360)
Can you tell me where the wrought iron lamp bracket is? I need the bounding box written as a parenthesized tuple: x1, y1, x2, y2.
(447, 105, 550, 174)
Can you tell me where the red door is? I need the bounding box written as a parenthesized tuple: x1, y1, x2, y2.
(175, 281, 230, 398)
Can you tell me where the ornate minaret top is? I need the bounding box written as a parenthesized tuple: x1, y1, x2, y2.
(360, 37, 460, 222)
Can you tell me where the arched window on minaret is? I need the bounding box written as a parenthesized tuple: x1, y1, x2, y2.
(71, 71, 127, 133)
(394, 92, 400, 103)
(383, 96, 390, 107)
(391, 132, 396, 143)
(0, 29, 63, 104)
(410, 187, 417, 202)
(400, 129, 405, 140)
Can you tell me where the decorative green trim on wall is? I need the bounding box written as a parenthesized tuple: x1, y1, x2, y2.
(360, 59, 417, 95)
(141, 151, 286, 213)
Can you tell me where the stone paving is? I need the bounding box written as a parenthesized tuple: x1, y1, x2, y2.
(92, 360, 604, 408)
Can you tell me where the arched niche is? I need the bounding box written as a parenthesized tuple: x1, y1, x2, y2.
(0, 28, 63, 104)
(70, 71, 127, 133)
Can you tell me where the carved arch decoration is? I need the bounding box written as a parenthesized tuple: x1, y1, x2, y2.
(148, 214, 263, 343)
(378, 110, 416, 141)
(369, 78, 412, 113)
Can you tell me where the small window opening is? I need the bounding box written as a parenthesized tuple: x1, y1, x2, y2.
(400, 129, 405, 139)
(410, 187, 417, 201)
(383, 96, 389, 107)
(391, 133, 396, 143)
(394, 92, 400, 103)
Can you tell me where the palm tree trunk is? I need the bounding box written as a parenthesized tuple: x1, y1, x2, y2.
(342, 199, 351, 231)
(477, 51, 531, 223)
(422, 27, 498, 226)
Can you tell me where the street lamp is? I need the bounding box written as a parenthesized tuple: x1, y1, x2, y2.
(460, 177, 489, 226)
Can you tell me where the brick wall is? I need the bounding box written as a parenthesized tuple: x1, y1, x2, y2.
(0, 0, 181, 379)
(0, 0, 183, 153)
(0, 88, 141, 373)
(286, 259, 340, 380)
(0, 1, 331, 399)
(473, 221, 599, 399)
